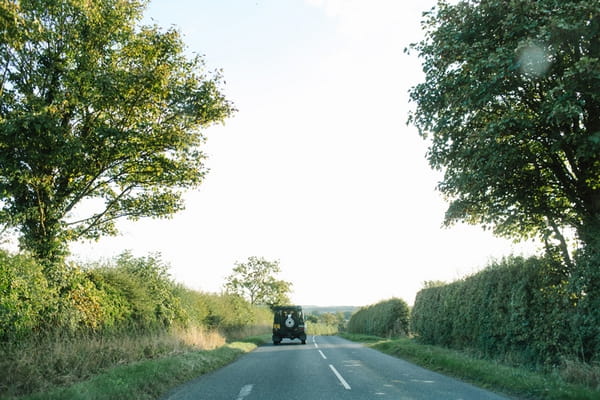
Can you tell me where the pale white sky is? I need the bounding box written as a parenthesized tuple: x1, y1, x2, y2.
(70, 0, 538, 306)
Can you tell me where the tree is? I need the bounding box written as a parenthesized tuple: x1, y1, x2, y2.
(0, 0, 234, 266)
(224, 256, 292, 306)
(408, 0, 600, 266)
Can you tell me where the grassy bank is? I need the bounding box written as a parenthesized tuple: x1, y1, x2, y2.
(341, 333, 599, 400)
(1, 330, 270, 400)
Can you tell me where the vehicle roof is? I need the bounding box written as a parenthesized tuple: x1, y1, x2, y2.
(272, 305, 303, 311)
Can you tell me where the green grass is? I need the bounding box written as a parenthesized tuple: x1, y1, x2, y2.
(5, 335, 270, 400)
(340, 333, 599, 400)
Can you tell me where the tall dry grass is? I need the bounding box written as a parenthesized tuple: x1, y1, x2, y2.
(0, 326, 226, 398)
(559, 359, 600, 391)
(306, 322, 338, 336)
(221, 324, 271, 341)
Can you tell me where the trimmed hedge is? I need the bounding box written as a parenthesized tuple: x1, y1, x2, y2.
(411, 256, 599, 365)
(347, 298, 410, 337)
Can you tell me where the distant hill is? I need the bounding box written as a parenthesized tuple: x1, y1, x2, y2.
(302, 305, 359, 315)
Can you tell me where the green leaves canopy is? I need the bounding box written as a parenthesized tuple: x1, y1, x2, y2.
(0, 0, 234, 263)
(408, 0, 600, 261)
(224, 256, 292, 306)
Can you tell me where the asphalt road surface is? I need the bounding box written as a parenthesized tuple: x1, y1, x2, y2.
(161, 335, 510, 400)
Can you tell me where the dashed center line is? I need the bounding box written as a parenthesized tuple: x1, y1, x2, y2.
(313, 337, 351, 391)
(236, 384, 253, 400)
(329, 364, 351, 390)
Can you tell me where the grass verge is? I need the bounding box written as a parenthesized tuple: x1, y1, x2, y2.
(3, 334, 270, 400)
(340, 333, 599, 400)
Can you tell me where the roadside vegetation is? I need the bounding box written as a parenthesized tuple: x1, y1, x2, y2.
(343, 256, 600, 399)
(1, 0, 599, 399)
(410, 256, 598, 368)
(0, 250, 271, 399)
(341, 333, 599, 400)
(11, 338, 267, 400)
(401, 0, 600, 396)
(305, 309, 349, 336)
(346, 298, 409, 338)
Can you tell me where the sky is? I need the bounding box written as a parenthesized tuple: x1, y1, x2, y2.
(70, 0, 538, 307)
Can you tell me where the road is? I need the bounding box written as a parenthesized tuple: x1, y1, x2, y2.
(161, 335, 510, 400)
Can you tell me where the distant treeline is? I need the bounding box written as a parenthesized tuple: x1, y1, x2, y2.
(0, 250, 271, 342)
(411, 256, 599, 366)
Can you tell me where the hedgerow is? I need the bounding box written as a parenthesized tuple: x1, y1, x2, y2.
(411, 255, 599, 366)
(347, 298, 409, 337)
(0, 250, 269, 341)
(0, 250, 273, 398)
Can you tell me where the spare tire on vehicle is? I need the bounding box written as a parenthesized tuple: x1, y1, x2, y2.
(285, 316, 295, 328)
(272, 306, 307, 345)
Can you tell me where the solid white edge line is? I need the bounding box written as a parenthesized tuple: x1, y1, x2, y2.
(318, 350, 327, 359)
(329, 364, 351, 390)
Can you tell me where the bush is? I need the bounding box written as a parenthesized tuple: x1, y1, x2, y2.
(86, 252, 187, 332)
(0, 251, 54, 341)
(347, 298, 410, 337)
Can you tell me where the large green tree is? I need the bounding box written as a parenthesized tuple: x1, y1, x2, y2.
(409, 0, 600, 265)
(0, 0, 233, 265)
(224, 256, 292, 306)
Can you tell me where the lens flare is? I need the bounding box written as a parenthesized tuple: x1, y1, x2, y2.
(518, 44, 550, 77)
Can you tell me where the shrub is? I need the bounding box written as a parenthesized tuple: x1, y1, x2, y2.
(347, 298, 410, 337)
(88, 252, 186, 332)
(172, 284, 211, 327)
(0, 251, 54, 341)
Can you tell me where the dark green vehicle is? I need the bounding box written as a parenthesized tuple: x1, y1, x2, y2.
(272, 306, 307, 345)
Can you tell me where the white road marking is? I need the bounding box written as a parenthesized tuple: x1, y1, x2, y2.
(329, 364, 351, 390)
(318, 350, 327, 359)
(236, 384, 254, 400)
(410, 379, 435, 384)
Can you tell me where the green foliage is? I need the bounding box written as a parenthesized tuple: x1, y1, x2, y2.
(0, 0, 234, 264)
(568, 247, 600, 361)
(347, 298, 410, 337)
(224, 256, 292, 306)
(0, 250, 53, 341)
(408, 0, 600, 263)
(411, 256, 600, 366)
(0, 250, 275, 397)
(88, 251, 185, 331)
(0, 249, 271, 344)
(171, 284, 211, 327)
(306, 322, 338, 336)
(303, 311, 345, 335)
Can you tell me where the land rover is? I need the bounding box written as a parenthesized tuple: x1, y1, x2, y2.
(272, 305, 307, 345)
